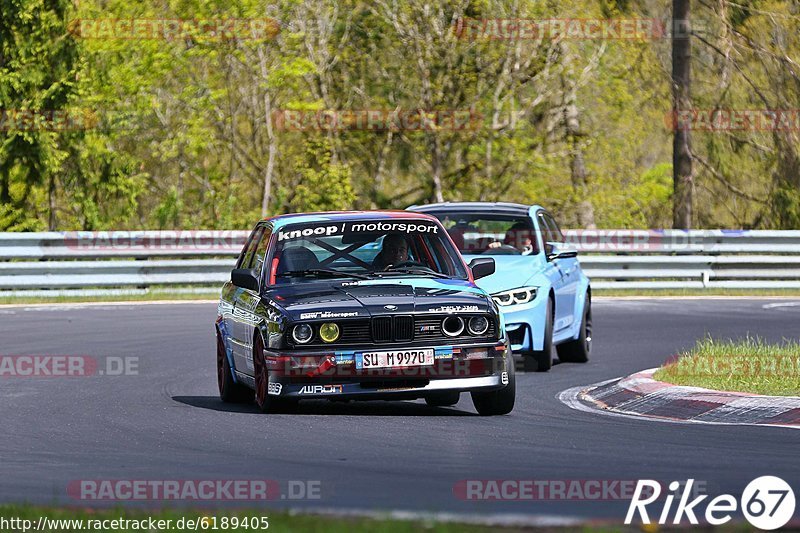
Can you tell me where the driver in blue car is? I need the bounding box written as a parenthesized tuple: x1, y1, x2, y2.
(373, 233, 410, 269)
(489, 223, 535, 255)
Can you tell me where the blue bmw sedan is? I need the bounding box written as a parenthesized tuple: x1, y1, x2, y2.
(408, 202, 592, 372)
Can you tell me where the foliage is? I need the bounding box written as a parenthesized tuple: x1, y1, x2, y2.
(0, 0, 798, 230)
(290, 140, 356, 212)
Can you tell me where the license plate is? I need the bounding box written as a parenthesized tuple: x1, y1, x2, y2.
(357, 349, 434, 369)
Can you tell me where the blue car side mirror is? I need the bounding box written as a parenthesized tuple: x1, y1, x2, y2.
(546, 242, 578, 262)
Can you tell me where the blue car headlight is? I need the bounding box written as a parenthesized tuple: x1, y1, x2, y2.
(491, 287, 538, 306)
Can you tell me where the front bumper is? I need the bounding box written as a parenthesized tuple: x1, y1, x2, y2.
(261, 341, 511, 400)
(277, 374, 507, 400)
(496, 292, 548, 353)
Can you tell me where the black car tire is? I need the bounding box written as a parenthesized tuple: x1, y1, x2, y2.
(217, 333, 254, 403)
(525, 299, 553, 372)
(425, 391, 460, 407)
(471, 350, 516, 416)
(557, 296, 592, 363)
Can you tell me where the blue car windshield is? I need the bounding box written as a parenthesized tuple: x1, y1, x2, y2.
(428, 214, 539, 256)
(270, 219, 469, 284)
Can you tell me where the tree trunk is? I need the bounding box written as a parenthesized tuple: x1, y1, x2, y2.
(0, 171, 9, 205)
(48, 173, 56, 230)
(261, 93, 276, 219)
(430, 135, 444, 203)
(259, 49, 275, 219)
(563, 78, 596, 229)
(262, 134, 276, 219)
(672, 0, 693, 229)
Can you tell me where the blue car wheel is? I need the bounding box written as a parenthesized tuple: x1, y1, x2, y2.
(556, 296, 592, 363)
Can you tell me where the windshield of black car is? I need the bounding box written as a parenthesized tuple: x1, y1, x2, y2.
(269, 219, 468, 284)
(427, 213, 540, 256)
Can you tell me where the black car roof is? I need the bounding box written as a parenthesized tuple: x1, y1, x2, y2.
(408, 202, 533, 217)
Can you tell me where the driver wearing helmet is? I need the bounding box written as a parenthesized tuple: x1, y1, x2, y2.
(373, 233, 410, 270)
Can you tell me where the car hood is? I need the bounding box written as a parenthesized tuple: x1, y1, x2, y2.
(463, 254, 542, 295)
(267, 278, 492, 320)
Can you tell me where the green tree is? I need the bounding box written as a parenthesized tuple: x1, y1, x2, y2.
(0, 0, 79, 229)
(290, 140, 355, 212)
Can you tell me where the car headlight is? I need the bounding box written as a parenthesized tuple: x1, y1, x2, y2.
(319, 322, 340, 343)
(441, 316, 465, 337)
(292, 323, 314, 344)
(492, 287, 538, 306)
(467, 316, 490, 335)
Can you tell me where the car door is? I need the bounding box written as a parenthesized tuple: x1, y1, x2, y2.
(535, 210, 566, 322)
(229, 224, 267, 373)
(541, 212, 577, 332)
(240, 225, 273, 376)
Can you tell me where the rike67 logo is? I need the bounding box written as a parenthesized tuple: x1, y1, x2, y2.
(626, 476, 795, 530)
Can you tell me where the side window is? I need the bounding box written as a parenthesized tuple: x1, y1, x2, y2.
(238, 226, 266, 269)
(536, 212, 555, 244)
(253, 226, 273, 276)
(543, 213, 564, 243)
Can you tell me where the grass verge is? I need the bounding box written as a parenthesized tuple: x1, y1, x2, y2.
(653, 337, 800, 396)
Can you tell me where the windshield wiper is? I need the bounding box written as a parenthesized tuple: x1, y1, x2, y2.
(277, 269, 371, 280)
(378, 267, 451, 279)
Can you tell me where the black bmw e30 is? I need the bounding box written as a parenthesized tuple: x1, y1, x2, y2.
(216, 211, 515, 415)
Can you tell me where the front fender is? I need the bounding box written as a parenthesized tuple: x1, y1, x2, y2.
(495, 276, 552, 353)
(569, 273, 591, 341)
(215, 319, 238, 382)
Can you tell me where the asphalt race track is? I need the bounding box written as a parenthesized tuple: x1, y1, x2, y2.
(1, 298, 799, 522)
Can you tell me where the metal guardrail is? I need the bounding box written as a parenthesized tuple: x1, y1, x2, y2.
(581, 256, 800, 290)
(1, 230, 800, 295)
(564, 229, 800, 253)
(0, 231, 249, 259)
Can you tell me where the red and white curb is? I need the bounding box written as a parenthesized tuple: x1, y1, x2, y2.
(559, 368, 800, 429)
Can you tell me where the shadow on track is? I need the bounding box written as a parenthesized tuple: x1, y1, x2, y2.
(171, 396, 478, 416)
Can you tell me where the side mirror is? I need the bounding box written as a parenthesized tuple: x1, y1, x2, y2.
(546, 242, 578, 262)
(231, 268, 259, 291)
(468, 257, 495, 280)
